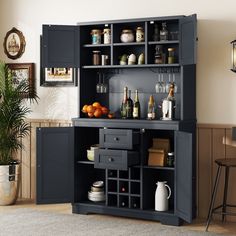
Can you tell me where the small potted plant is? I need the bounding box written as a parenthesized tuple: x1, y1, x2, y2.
(0, 62, 38, 205)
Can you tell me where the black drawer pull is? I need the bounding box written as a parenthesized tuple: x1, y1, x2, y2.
(114, 137, 119, 141)
(108, 157, 113, 162)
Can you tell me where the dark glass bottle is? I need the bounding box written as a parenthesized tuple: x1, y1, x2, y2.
(126, 90, 133, 118)
(120, 87, 128, 118)
(153, 23, 159, 41)
(133, 89, 141, 119)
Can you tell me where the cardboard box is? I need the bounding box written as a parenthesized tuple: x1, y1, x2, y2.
(152, 138, 170, 153)
(148, 148, 166, 166)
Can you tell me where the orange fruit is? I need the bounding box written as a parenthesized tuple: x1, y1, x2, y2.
(101, 106, 109, 115)
(82, 105, 88, 113)
(87, 105, 95, 113)
(108, 112, 115, 119)
(92, 102, 102, 109)
(94, 108, 102, 118)
(87, 112, 94, 118)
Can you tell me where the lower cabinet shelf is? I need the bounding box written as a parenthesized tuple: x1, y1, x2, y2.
(72, 202, 182, 226)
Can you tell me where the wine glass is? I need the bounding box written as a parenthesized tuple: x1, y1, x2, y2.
(96, 72, 102, 93)
(172, 68, 178, 93)
(165, 68, 172, 93)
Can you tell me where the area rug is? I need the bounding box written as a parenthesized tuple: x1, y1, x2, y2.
(0, 208, 227, 236)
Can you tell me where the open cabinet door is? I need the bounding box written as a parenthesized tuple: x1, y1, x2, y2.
(36, 127, 74, 204)
(42, 25, 79, 68)
(179, 14, 197, 65)
(175, 131, 193, 223)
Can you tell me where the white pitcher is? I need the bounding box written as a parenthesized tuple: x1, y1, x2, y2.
(155, 181, 171, 211)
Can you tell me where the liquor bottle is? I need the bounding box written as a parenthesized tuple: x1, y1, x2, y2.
(120, 86, 128, 118)
(147, 95, 156, 120)
(160, 22, 168, 41)
(153, 23, 159, 41)
(161, 83, 176, 120)
(126, 90, 133, 119)
(133, 89, 141, 119)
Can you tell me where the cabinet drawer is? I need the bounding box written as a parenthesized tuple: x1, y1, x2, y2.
(94, 149, 139, 170)
(99, 129, 139, 150)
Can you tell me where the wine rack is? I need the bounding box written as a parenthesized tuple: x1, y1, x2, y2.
(106, 168, 142, 209)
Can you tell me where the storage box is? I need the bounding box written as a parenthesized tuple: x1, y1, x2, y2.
(148, 148, 166, 166)
(152, 138, 170, 153)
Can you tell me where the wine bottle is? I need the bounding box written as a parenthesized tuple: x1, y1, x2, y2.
(126, 90, 133, 118)
(147, 95, 156, 120)
(133, 89, 141, 119)
(120, 87, 128, 118)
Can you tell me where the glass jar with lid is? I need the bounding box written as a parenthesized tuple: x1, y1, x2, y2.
(103, 28, 111, 44)
(92, 51, 101, 65)
(136, 27, 144, 42)
(91, 29, 102, 44)
(167, 48, 175, 64)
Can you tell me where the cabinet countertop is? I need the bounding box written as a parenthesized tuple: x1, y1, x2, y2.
(72, 118, 196, 130)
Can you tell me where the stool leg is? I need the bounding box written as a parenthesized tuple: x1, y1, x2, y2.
(206, 165, 222, 232)
(222, 167, 230, 222)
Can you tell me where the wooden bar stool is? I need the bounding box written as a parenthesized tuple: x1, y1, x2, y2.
(206, 158, 236, 231)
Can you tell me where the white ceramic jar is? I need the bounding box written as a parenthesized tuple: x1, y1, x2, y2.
(120, 29, 134, 43)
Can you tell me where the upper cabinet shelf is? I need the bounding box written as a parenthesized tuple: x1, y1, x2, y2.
(83, 44, 111, 47)
(148, 40, 179, 45)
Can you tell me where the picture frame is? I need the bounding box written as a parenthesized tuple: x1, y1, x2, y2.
(3, 27, 26, 60)
(7, 63, 34, 98)
(40, 67, 77, 87)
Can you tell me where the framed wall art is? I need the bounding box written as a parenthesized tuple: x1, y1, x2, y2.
(40, 67, 77, 86)
(3, 27, 26, 60)
(7, 63, 34, 98)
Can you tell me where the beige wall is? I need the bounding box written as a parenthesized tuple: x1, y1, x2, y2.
(1, 0, 236, 123)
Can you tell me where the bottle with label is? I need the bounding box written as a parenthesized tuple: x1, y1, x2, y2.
(120, 87, 128, 118)
(147, 95, 156, 120)
(133, 89, 141, 119)
(160, 22, 168, 41)
(126, 90, 133, 119)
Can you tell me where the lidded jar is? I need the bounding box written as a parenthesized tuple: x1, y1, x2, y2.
(103, 28, 111, 44)
(91, 29, 102, 44)
(167, 48, 175, 64)
(136, 27, 144, 42)
(92, 50, 101, 65)
(120, 29, 134, 43)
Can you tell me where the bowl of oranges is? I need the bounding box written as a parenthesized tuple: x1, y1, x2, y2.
(82, 102, 114, 118)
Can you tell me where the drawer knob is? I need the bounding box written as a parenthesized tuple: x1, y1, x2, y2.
(114, 137, 119, 141)
(108, 157, 113, 162)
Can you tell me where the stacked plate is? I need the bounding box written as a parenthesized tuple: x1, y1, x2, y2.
(88, 181, 105, 202)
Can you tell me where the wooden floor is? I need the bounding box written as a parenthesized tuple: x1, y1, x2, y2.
(0, 200, 235, 235)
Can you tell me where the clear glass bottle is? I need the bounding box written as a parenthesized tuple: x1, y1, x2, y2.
(126, 90, 133, 119)
(160, 22, 168, 41)
(120, 86, 128, 118)
(147, 95, 156, 120)
(133, 89, 141, 119)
